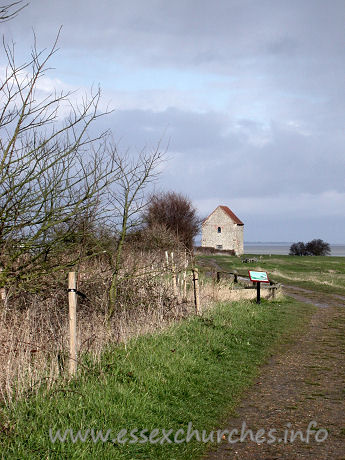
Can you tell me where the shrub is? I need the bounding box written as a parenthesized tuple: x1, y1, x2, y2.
(305, 239, 331, 256)
(289, 239, 330, 256)
(142, 192, 200, 250)
(289, 241, 307, 256)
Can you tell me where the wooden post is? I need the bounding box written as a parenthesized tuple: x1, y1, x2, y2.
(182, 253, 188, 301)
(192, 268, 200, 314)
(182, 272, 187, 301)
(172, 268, 178, 297)
(0, 268, 5, 301)
(216, 271, 220, 283)
(164, 251, 169, 288)
(170, 252, 178, 296)
(270, 286, 276, 299)
(68, 272, 77, 375)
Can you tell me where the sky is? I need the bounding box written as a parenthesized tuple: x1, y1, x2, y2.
(2, 0, 345, 243)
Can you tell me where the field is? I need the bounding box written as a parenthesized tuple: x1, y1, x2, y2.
(197, 254, 345, 296)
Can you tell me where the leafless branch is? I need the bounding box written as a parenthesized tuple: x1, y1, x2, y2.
(0, 1, 28, 23)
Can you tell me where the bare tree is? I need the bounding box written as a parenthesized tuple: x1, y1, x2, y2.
(1, 2, 168, 307)
(106, 146, 165, 318)
(0, 28, 119, 289)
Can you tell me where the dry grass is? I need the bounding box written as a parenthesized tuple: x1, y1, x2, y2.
(0, 249, 196, 403)
(0, 249, 280, 404)
(0, 291, 197, 403)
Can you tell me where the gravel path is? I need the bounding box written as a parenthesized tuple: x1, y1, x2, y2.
(203, 287, 345, 459)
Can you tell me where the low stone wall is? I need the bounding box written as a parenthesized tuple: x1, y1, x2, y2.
(205, 283, 282, 303)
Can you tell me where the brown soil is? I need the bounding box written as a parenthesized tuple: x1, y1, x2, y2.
(203, 287, 345, 459)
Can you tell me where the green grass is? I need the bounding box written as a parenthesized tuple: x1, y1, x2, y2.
(0, 298, 314, 459)
(197, 254, 345, 296)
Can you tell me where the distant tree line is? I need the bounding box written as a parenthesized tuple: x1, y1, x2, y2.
(289, 239, 331, 256)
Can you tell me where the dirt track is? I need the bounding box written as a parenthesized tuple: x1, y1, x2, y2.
(204, 286, 345, 459)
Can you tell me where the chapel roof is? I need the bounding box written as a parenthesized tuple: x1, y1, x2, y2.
(202, 205, 244, 226)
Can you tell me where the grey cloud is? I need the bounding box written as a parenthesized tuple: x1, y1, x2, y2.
(2, 0, 344, 242)
(266, 38, 299, 57)
(5, 0, 344, 65)
(4, 1, 344, 119)
(103, 108, 344, 201)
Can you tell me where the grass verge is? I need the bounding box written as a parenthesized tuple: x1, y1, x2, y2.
(197, 254, 345, 296)
(0, 298, 315, 459)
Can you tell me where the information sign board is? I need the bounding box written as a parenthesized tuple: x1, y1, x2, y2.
(248, 270, 269, 283)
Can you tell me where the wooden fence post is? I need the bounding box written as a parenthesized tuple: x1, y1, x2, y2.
(192, 268, 200, 315)
(171, 252, 178, 297)
(0, 268, 5, 301)
(68, 272, 77, 376)
(270, 285, 276, 299)
(182, 253, 188, 302)
(164, 251, 169, 288)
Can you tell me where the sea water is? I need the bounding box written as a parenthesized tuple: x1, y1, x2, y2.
(244, 242, 345, 257)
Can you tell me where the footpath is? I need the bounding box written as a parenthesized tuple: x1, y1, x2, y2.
(204, 286, 345, 459)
